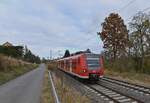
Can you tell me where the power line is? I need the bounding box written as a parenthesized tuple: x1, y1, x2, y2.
(141, 6, 150, 12)
(118, 0, 137, 12)
(50, 49, 52, 60)
(84, 1, 150, 42)
(84, 0, 136, 43)
(126, 6, 150, 22)
(85, 0, 137, 41)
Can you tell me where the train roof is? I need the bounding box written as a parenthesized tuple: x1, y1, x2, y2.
(57, 53, 101, 61)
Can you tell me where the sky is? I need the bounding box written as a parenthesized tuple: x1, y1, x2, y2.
(0, 0, 150, 58)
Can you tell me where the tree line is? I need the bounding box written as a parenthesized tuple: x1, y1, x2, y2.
(98, 12, 150, 74)
(0, 45, 41, 64)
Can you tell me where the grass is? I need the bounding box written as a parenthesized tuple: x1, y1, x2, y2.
(47, 62, 90, 103)
(105, 69, 150, 87)
(104, 57, 150, 86)
(41, 69, 54, 103)
(0, 54, 38, 85)
(47, 61, 57, 70)
(53, 75, 90, 103)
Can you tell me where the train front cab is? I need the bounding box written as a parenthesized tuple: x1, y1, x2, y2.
(79, 53, 104, 81)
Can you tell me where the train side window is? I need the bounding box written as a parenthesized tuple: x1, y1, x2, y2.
(72, 59, 76, 69)
(64, 60, 66, 68)
(75, 59, 77, 68)
(61, 61, 62, 68)
(78, 57, 80, 65)
(66, 60, 68, 68)
(67, 60, 69, 69)
(62, 61, 64, 68)
(70, 59, 72, 69)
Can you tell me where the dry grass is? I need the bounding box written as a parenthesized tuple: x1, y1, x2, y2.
(0, 54, 38, 85)
(52, 73, 90, 103)
(105, 69, 150, 87)
(47, 61, 90, 103)
(40, 69, 54, 103)
(47, 61, 57, 70)
(0, 54, 34, 71)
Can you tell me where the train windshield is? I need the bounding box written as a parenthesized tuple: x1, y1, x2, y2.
(86, 54, 100, 70)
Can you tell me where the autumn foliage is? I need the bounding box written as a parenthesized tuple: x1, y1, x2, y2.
(98, 13, 129, 60)
(99, 12, 150, 74)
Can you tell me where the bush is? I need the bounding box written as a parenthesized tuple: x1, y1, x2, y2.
(0, 54, 36, 72)
(143, 57, 150, 74)
(104, 56, 150, 74)
(105, 57, 136, 73)
(47, 61, 57, 70)
(0, 54, 38, 85)
(0, 46, 23, 58)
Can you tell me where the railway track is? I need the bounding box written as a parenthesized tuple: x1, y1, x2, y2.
(102, 77, 150, 95)
(58, 69, 149, 103)
(85, 83, 143, 103)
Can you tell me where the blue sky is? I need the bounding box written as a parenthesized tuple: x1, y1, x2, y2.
(0, 0, 150, 58)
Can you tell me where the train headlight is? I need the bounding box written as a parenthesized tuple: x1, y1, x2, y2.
(83, 69, 86, 73)
(80, 69, 86, 73)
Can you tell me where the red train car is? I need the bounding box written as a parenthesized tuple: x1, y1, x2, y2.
(57, 53, 104, 80)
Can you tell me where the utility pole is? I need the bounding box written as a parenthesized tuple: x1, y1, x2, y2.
(50, 49, 52, 60)
(58, 50, 63, 57)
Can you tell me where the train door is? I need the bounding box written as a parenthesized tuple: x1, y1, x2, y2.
(77, 57, 80, 74)
(64, 60, 66, 70)
(69, 59, 72, 72)
(72, 59, 76, 73)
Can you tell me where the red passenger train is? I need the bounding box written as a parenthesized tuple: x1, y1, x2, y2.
(57, 53, 104, 80)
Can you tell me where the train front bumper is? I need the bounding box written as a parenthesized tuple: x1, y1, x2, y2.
(89, 74, 99, 80)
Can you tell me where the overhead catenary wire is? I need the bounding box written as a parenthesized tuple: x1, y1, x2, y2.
(118, 0, 137, 12)
(126, 6, 150, 22)
(85, 0, 137, 42)
(141, 6, 150, 12)
(85, 1, 150, 43)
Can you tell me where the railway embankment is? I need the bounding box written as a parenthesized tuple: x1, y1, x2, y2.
(105, 69, 150, 87)
(46, 63, 90, 103)
(45, 62, 150, 103)
(0, 54, 38, 85)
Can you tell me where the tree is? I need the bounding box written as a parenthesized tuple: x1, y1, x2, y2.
(129, 12, 150, 71)
(85, 48, 91, 53)
(0, 46, 23, 58)
(63, 50, 70, 58)
(98, 13, 129, 60)
(42, 57, 47, 63)
(24, 46, 41, 63)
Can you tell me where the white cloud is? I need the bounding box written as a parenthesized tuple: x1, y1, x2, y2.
(0, 0, 149, 58)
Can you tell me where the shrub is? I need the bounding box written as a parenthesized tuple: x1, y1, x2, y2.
(0, 54, 34, 72)
(104, 56, 150, 74)
(48, 61, 57, 70)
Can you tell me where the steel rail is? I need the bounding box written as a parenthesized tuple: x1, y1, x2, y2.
(103, 77, 150, 94)
(57, 69, 144, 103)
(86, 84, 121, 103)
(97, 82, 144, 103)
(59, 69, 120, 102)
(48, 71, 60, 103)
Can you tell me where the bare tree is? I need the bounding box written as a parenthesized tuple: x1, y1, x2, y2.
(129, 12, 150, 71)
